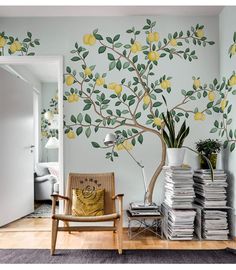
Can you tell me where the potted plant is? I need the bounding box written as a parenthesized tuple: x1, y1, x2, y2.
(196, 139, 221, 169)
(162, 110, 190, 166)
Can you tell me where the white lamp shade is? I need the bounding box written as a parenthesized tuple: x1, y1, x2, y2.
(44, 111, 54, 121)
(104, 133, 117, 146)
(45, 137, 59, 149)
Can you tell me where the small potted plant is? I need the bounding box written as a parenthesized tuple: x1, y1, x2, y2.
(195, 139, 221, 169)
(162, 110, 190, 166)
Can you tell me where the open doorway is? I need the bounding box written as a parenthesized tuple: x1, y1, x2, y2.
(0, 56, 63, 225)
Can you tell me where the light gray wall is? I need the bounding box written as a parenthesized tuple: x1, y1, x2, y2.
(219, 7, 236, 216)
(0, 16, 220, 218)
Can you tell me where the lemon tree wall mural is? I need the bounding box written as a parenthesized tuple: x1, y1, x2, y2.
(0, 31, 40, 56)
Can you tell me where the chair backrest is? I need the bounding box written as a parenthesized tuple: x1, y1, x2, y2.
(65, 172, 116, 215)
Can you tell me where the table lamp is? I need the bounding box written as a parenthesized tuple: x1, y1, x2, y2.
(104, 133, 151, 207)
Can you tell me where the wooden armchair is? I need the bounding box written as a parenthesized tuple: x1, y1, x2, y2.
(51, 172, 124, 255)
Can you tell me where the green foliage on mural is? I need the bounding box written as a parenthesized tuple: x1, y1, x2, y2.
(228, 32, 236, 58)
(0, 31, 40, 56)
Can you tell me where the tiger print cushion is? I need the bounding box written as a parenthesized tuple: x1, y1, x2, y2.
(72, 186, 105, 216)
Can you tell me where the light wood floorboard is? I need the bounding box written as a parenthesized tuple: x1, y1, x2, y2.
(0, 218, 235, 250)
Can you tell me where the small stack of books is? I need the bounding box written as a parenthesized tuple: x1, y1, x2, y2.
(163, 166, 195, 208)
(193, 169, 228, 207)
(128, 202, 160, 216)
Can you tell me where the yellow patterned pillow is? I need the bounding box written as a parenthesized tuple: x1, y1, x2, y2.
(72, 187, 105, 216)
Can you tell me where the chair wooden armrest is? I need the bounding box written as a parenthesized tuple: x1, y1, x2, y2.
(112, 194, 124, 215)
(51, 194, 70, 215)
(51, 194, 70, 201)
(112, 194, 124, 200)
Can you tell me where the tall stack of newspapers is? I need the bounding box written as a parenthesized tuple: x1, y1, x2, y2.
(193, 169, 228, 207)
(163, 166, 195, 208)
(202, 210, 229, 240)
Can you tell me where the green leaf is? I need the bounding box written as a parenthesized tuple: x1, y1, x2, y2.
(27, 31, 32, 38)
(77, 113, 83, 123)
(138, 134, 143, 144)
(76, 127, 83, 136)
(108, 53, 115, 61)
(230, 142, 235, 152)
(83, 104, 92, 111)
(85, 114, 91, 124)
(116, 60, 122, 71)
(106, 37, 113, 43)
(210, 128, 217, 133)
(133, 55, 138, 63)
(94, 33, 103, 40)
(91, 142, 100, 148)
(70, 115, 77, 123)
(85, 127, 91, 138)
(113, 34, 120, 42)
(71, 56, 80, 61)
(109, 61, 116, 71)
(98, 46, 106, 54)
(135, 112, 141, 119)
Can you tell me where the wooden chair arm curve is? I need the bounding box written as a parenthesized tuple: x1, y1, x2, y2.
(51, 194, 70, 201)
(112, 194, 124, 200)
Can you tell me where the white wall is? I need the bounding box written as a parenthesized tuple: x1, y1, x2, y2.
(0, 16, 220, 222)
(219, 7, 236, 216)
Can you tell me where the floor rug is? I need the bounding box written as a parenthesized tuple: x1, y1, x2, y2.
(0, 249, 235, 263)
(26, 203, 58, 218)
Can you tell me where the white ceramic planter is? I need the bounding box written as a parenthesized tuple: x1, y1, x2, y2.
(167, 148, 186, 166)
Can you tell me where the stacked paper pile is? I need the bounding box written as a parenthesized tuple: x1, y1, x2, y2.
(202, 210, 229, 240)
(168, 209, 196, 240)
(163, 166, 195, 208)
(193, 170, 227, 207)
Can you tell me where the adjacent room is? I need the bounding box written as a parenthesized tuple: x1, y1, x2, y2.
(0, 3, 235, 265)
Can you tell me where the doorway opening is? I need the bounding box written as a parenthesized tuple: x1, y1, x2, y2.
(0, 56, 63, 225)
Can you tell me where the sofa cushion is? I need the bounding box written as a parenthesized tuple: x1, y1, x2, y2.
(35, 163, 49, 177)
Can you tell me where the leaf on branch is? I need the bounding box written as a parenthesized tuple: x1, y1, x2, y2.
(98, 46, 106, 54)
(70, 115, 77, 123)
(138, 134, 143, 144)
(107, 53, 115, 61)
(85, 127, 91, 138)
(76, 127, 83, 136)
(85, 114, 91, 124)
(91, 142, 100, 148)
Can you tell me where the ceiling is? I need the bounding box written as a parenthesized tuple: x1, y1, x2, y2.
(11, 63, 58, 83)
(0, 6, 224, 17)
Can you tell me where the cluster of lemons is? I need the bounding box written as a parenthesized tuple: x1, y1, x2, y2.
(160, 80, 171, 90)
(114, 140, 133, 151)
(0, 36, 22, 53)
(67, 93, 79, 103)
(194, 112, 206, 121)
(131, 41, 142, 54)
(108, 82, 123, 95)
(153, 117, 163, 127)
(83, 34, 96, 46)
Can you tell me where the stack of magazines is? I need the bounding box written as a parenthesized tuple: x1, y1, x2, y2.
(168, 209, 196, 240)
(193, 169, 228, 207)
(128, 202, 160, 216)
(202, 210, 229, 240)
(163, 166, 195, 208)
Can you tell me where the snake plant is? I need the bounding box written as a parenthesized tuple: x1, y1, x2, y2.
(162, 110, 190, 148)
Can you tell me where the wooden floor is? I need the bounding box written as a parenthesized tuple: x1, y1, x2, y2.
(0, 218, 235, 250)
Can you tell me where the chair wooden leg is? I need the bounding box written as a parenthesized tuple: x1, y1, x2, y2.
(64, 221, 71, 234)
(51, 219, 59, 255)
(113, 219, 117, 233)
(117, 218, 123, 254)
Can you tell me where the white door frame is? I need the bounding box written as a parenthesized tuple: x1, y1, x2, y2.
(0, 56, 64, 199)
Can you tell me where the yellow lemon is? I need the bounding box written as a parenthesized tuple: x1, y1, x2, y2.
(41, 131, 48, 137)
(108, 82, 116, 90)
(96, 77, 105, 86)
(221, 99, 227, 111)
(72, 93, 79, 102)
(84, 67, 92, 76)
(114, 84, 123, 95)
(143, 94, 151, 105)
(0, 36, 6, 48)
(195, 29, 204, 38)
(194, 112, 205, 121)
(148, 51, 160, 61)
(115, 140, 133, 151)
(153, 117, 163, 126)
(67, 95, 74, 103)
(170, 39, 177, 46)
(161, 80, 171, 90)
(230, 44, 236, 55)
(9, 43, 17, 53)
(193, 79, 201, 89)
(147, 32, 159, 43)
(229, 75, 236, 86)
(65, 75, 74, 86)
(14, 41, 22, 51)
(83, 34, 96, 45)
(208, 91, 216, 101)
(67, 130, 76, 139)
(131, 41, 142, 53)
